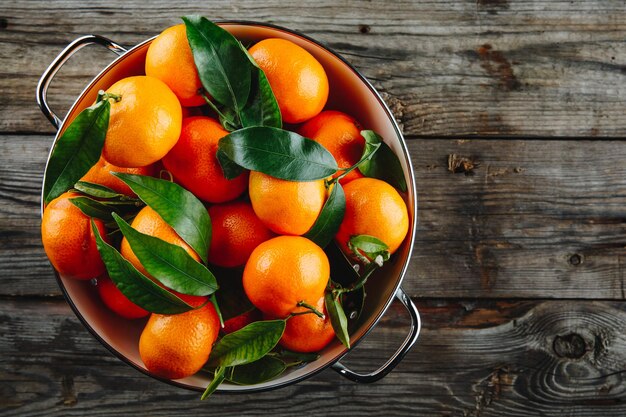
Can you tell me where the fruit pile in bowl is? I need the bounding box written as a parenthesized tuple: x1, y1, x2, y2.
(39, 16, 415, 398)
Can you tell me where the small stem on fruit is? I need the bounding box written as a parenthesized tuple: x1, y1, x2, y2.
(159, 169, 174, 182)
(335, 263, 378, 295)
(295, 300, 325, 319)
(202, 93, 239, 128)
(332, 142, 381, 184)
(97, 90, 122, 103)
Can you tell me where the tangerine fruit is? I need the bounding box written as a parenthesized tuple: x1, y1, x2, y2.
(102, 76, 182, 168)
(248, 38, 328, 124)
(278, 296, 335, 353)
(208, 200, 274, 268)
(248, 171, 326, 235)
(299, 110, 365, 184)
(162, 117, 248, 203)
(243, 236, 329, 318)
(145, 24, 205, 107)
(335, 178, 409, 256)
(80, 156, 157, 197)
(139, 302, 220, 380)
(41, 192, 107, 280)
(97, 276, 149, 319)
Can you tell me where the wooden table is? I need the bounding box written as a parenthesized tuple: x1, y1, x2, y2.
(1, 1, 625, 415)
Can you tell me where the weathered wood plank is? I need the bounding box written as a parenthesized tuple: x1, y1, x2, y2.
(1, 0, 625, 136)
(1, 135, 625, 298)
(1, 298, 625, 416)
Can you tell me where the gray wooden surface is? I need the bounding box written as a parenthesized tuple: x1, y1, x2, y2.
(1, 1, 625, 416)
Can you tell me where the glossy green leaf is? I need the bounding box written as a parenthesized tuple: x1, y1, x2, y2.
(218, 127, 338, 181)
(208, 320, 286, 367)
(183, 15, 252, 111)
(358, 130, 407, 192)
(70, 197, 115, 220)
(74, 181, 125, 200)
(69, 196, 141, 221)
(304, 183, 346, 248)
(43, 99, 110, 204)
(325, 292, 350, 349)
(112, 173, 211, 264)
(225, 356, 286, 385)
(239, 43, 281, 128)
(201, 366, 225, 400)
(216, 148, 245, 179)
(113, 213, 218, 296)
(92, 221, 193, 314)
(348, 234, 391, 265)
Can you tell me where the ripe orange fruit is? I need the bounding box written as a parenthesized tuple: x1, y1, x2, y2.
(80, 156, 157, 197)
(162, 117, 248, 203)
(208, 200, 274, 268)
(248, 171, 326, 235)
(41, 192, 107, 280)
(102, 76, 182, 168)
(243, 236, 329, 318)
(336, 178, 409, 256)
(278, 296, 335, 353)
(299, 110, 365, 184)
(139, 302, 220, 380)
(249, 38, 329, 124)
(145, 24, 205, 107)
(97, 276, 149, 319)
(119, 205, 207, 305)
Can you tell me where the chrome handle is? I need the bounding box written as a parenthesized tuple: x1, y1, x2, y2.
(36, 35, 127, 130)
(331, 287, 421, 383)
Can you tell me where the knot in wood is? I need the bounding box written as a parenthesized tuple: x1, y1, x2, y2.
(553, 333, 587, 359)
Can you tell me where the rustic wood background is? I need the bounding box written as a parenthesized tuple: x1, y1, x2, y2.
(1, 0, 625, 415)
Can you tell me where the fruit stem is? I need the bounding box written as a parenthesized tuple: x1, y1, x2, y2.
(331, 141, 382, 185)
(335, 263, 378, 295)
(201, 93, 239, 129)
(295, 301, 325, 319)
(97, 90, 122, 103)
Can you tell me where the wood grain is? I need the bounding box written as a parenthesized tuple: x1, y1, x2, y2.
(1, 0, 625, 136)
(2, 135, 624, 298)
(1, 298, 625, 416)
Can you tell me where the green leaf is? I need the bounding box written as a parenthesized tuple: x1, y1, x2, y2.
(112, 173, 211, 264)
(218, 127, 338, 181)
(224, 356, 286, 385)
(348, 234, 391, 265)
(239, 43, 281, 128)
(358, 130, 407, 192)
(69, 196, 141, 221)
(70, 196, 116, 220)
(216, 148, 245, 179)
(183, 15, 252, 111)
(325, 292, 350, 349)
(92, 220, 194, 314)
(74, 181, 125, 200)
(201, 366, 225, 400)
(113, 213, 218, 296)
(303, 183, 346, 248)
(209, 320, 286, 367)
(43, 99, 110, 204)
